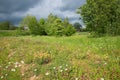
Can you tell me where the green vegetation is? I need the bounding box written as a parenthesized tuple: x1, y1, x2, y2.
(77, 0, 120, 36)
(19, 14, 76, 36)
(0, 31, 120, 80)
(0, 30, 30, 37)
(0, 21, 17, 30)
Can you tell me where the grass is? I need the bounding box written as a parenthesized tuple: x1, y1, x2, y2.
(0, 30, 30, 37)
(0, 31, 120, 80)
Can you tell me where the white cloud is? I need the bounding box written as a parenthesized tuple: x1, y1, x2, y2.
(25, 0, 64, 19)
(24, 0, 84, 24)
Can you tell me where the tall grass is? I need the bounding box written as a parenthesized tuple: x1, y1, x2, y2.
(0, 31, 120, 80)
(0, 30, 30, 37)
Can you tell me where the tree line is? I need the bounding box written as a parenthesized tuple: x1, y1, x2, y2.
(19, 13, 82, 36)
(0, 21, 17, 30)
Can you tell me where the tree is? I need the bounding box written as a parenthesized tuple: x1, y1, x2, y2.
(45, 14, 75, 36)
(46, 18, 64, 36)
(38, 18, 47, 35)
(64, 24, 76, 36)
(45, 13, 58, 35)
(20, 15, 45, 35)
(63, 18, 76, 36)
(77, 0, 120, 36)
(73, 22, 82, 31)
(0, 21, 10, 30)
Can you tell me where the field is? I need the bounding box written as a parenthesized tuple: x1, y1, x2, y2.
(0, 31, 120, 80)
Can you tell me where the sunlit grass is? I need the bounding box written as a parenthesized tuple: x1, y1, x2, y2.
(0, 32, 120, 80)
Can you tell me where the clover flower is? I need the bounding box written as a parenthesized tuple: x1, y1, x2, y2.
(21, 60, 24, 64)
(75, 77, 78, 80)
(101, 78, 104, 80)
(5, 66, 8, 69)
(5, 74, 8, 76)
(11, 68, 16, 72)
(53, 67, 56, 69)
(59, 66, 62, 68)
(60, 70, 63, 72)
(45, 72, 50, 75)
(34, 69, 37, 71)
(65, 68, 68, 71)
(1, 76, 4, 79)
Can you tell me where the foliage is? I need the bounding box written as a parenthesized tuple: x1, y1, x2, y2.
(63, 18, 76, 36)
(0, 30, 30, 37)
(19, 14, 75, 36)
(77, 0, 120, 36)
(20, 15, 45, 35)
(64, 24, 76, 36)
(45, 13, 60, 36)
(46, 18, 64, 36)
(45, 14, 76, 36)
(0, 21, 10, 30)
(38, 18, 47, 35)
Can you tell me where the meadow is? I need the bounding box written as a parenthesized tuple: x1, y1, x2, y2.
(0, 31, 120, 80)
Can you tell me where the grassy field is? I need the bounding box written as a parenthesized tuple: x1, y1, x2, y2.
(0, 31, 120, 80)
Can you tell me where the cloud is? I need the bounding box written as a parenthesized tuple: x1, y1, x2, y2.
(0, 0, 41, 14)
(60, 0, 86, 12)
(0, 0, 86, 25)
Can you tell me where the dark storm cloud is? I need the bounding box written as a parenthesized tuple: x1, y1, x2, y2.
(0, 0, 86, 25)
(0, 0, 41, 14)
(0, 0, 42, 24)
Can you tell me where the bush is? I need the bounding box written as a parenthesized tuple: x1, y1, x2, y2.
(64, 24, 76, 36)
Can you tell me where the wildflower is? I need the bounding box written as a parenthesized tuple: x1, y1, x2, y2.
(5, 74, 8, 76)
(34, 69, 37, 71)
(8, 62, 11, 64)
(21, 60, 24, 64)
(1, 76, 3, 79)
(5, 66, 8, 69)
(53, 67, 56, 69)
(75, 78, 78, 80)
(101, 78, 104, 80)
(45, 72, 50, 75)
(65, 68, 68, 71)
(60, 70, 63, 72)
(66, 64, 68, 67)
(11, 68, 16, 72)
(59, 66, 62, 68)
(104, 63, 107, 65)
(15, 65, 18, 68)
(22, 74, 24, 76)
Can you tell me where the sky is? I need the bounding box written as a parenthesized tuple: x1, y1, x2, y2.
(0, 0, 86, 25)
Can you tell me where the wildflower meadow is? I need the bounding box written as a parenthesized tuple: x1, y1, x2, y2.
(0, 32, 120, 80)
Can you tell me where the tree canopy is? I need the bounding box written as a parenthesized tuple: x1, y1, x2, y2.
(77, 0, 120, 36)
(19, 14, 75, 36)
